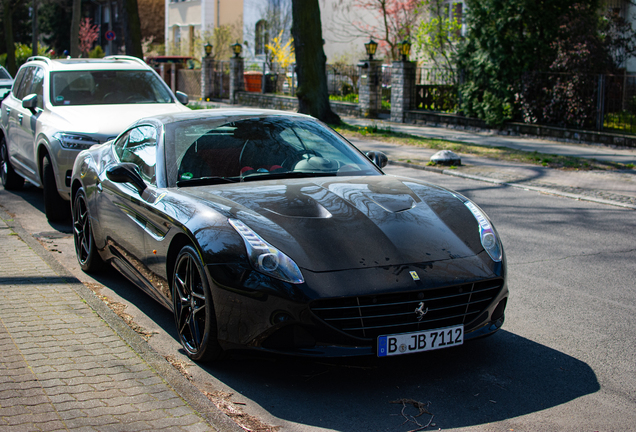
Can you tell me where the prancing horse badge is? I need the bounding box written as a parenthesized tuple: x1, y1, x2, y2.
(410, 271, 420, 281)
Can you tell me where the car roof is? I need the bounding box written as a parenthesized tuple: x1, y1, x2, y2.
(23, 56, 151, 72)
(136, 108, 315, 127)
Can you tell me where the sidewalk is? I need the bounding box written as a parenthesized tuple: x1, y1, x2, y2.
(0, 214, 240, 431)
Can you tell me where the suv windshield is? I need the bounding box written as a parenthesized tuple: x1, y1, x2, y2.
(50, 70, 173, 106)
(165, 116, 381, 186)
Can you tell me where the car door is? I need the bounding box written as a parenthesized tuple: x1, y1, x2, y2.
(3, 67, 36, 180)
(18, 66, 44, 176)
(97, 125, 168, 302)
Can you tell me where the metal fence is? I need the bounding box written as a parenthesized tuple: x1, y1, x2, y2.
(410, 68, 636, 134)
(242, 61, 297, 95)
(414, 67, 458, 112)
(178, 69, 201, 100)
(516, 71, 636, 133)
(327, 64, 359, 97)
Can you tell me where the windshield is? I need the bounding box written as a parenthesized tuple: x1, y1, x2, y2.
(0, 67, 11, 80)
(50, 70, 174, 106)
(164, 116, 381, 186)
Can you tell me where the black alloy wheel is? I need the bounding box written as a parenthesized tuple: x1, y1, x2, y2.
(42, 154, 70, 221)
(173, 245, 223, 362)
(0, 137, 24, 190)
(72, 188, 103, 273)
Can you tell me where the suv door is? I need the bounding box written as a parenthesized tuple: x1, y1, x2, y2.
(18, 66, 44, 177)
(2, 67, 28, 174)
(7, 66, 39, 182)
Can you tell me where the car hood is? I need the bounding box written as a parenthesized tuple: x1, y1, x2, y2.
(47, 103, 189, 137)
(182, 175, 485, 272)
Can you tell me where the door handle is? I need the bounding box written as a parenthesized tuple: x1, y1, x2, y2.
(96, 181, 103, 192)
(18, 114, 23, 125)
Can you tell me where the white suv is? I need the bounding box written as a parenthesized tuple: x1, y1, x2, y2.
(0, 55, 190, 221)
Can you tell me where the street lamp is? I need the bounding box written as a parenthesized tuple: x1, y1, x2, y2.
(204, 42, 213, 57)
(231, 42, 242, 58)
(364, 39, 378, 61)
(399, 39, 411, 61)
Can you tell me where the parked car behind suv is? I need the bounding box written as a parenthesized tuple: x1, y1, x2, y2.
(0, 66, 13, 101)
(0, 55, 190, 221)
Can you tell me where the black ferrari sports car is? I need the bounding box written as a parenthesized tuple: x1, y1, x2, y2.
(71, 109, 507, 362)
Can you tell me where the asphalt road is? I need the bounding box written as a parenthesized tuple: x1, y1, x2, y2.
(1, 164, 635, 432)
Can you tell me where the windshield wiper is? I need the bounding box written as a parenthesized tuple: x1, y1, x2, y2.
(177, 176, 239, 187)
(240, 171, 337, 182)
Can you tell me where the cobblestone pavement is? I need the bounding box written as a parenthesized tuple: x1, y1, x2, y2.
(0, 216, 238, 432)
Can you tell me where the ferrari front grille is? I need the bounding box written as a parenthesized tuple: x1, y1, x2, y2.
(310, 279, 504, 340)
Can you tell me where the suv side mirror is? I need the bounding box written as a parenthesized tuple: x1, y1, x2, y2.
(106, 163, 146, 194)
(366, 151, 388, 168)
(22, 93, 38, 111)
(175, 91, 189, 105)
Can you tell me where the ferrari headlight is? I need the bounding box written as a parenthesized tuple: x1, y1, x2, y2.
(464, 202, 502, 262)
(53, 132, 101, 150)
(229, 219, 304, 284)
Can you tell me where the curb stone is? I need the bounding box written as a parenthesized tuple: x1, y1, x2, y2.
(0, 209, 243, 432)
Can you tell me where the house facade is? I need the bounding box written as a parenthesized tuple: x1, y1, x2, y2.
(165, 0, 243, 57)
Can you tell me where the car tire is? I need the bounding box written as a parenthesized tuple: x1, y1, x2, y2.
(0, 137, 24, 190)
(42, 154, 70, 221)
(72, 188, 104, 273)
(172, 245, 224, 362)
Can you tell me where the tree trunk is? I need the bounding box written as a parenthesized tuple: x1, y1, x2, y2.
(2, 0, 17, 75)
(123, 0, 143, 58)
(290, 0, 340, 124)
(70, 0, 80, 56)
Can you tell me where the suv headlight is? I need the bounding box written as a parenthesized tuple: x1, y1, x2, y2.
(464, 201, 503, 262)
(53, 132, 101, 150)
(229, 219, 304, 284)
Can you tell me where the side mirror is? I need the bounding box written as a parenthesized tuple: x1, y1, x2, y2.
(106, 163, 146, 194)
(366, 151, 388, 168)
(22, 93, 38, 111)
(175, 91, 189, 105)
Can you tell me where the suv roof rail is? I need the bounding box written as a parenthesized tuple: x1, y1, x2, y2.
(27, 56, 52, 64)
(103, 55, 147, 66)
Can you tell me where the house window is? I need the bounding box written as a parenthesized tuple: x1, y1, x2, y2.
(255, 20, 269, 55)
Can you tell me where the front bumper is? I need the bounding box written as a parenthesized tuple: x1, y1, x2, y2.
(208, 255, 508, 357)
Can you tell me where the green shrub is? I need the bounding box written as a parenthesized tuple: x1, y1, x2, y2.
(89, 45, 105, 58)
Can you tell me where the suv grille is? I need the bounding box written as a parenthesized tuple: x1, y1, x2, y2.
(310, 279, 503, 339)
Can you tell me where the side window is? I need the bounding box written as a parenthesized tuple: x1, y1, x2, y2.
(14, 67, 35, 100)
(11, 68, 27, 98)
(29, 67, 45, 109)
(117, 126, 158, 185)
(113, 131, 130, 160)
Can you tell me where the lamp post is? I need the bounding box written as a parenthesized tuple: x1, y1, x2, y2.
(364, 39, 378, 61)
(399, 39, 411, 62)
(204, 42, 213, 58)
(231, 42, 242, 58)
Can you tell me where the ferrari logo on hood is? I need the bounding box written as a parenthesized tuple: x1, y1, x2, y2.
(410, 271, 420, 281)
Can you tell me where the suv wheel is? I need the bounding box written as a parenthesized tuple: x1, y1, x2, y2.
(42, 154, 70, 221)
(1, 137, 24, 190)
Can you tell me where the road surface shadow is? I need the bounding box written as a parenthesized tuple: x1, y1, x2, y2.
(202, 331, 599, 431)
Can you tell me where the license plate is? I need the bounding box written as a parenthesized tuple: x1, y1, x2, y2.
(377, 325, 464, 357)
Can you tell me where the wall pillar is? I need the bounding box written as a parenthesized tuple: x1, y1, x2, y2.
(390, 61, 416, 123)
(358, 60, 382, 118)
(229, 57, 244, 104)
(201, 57, 213, 101)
